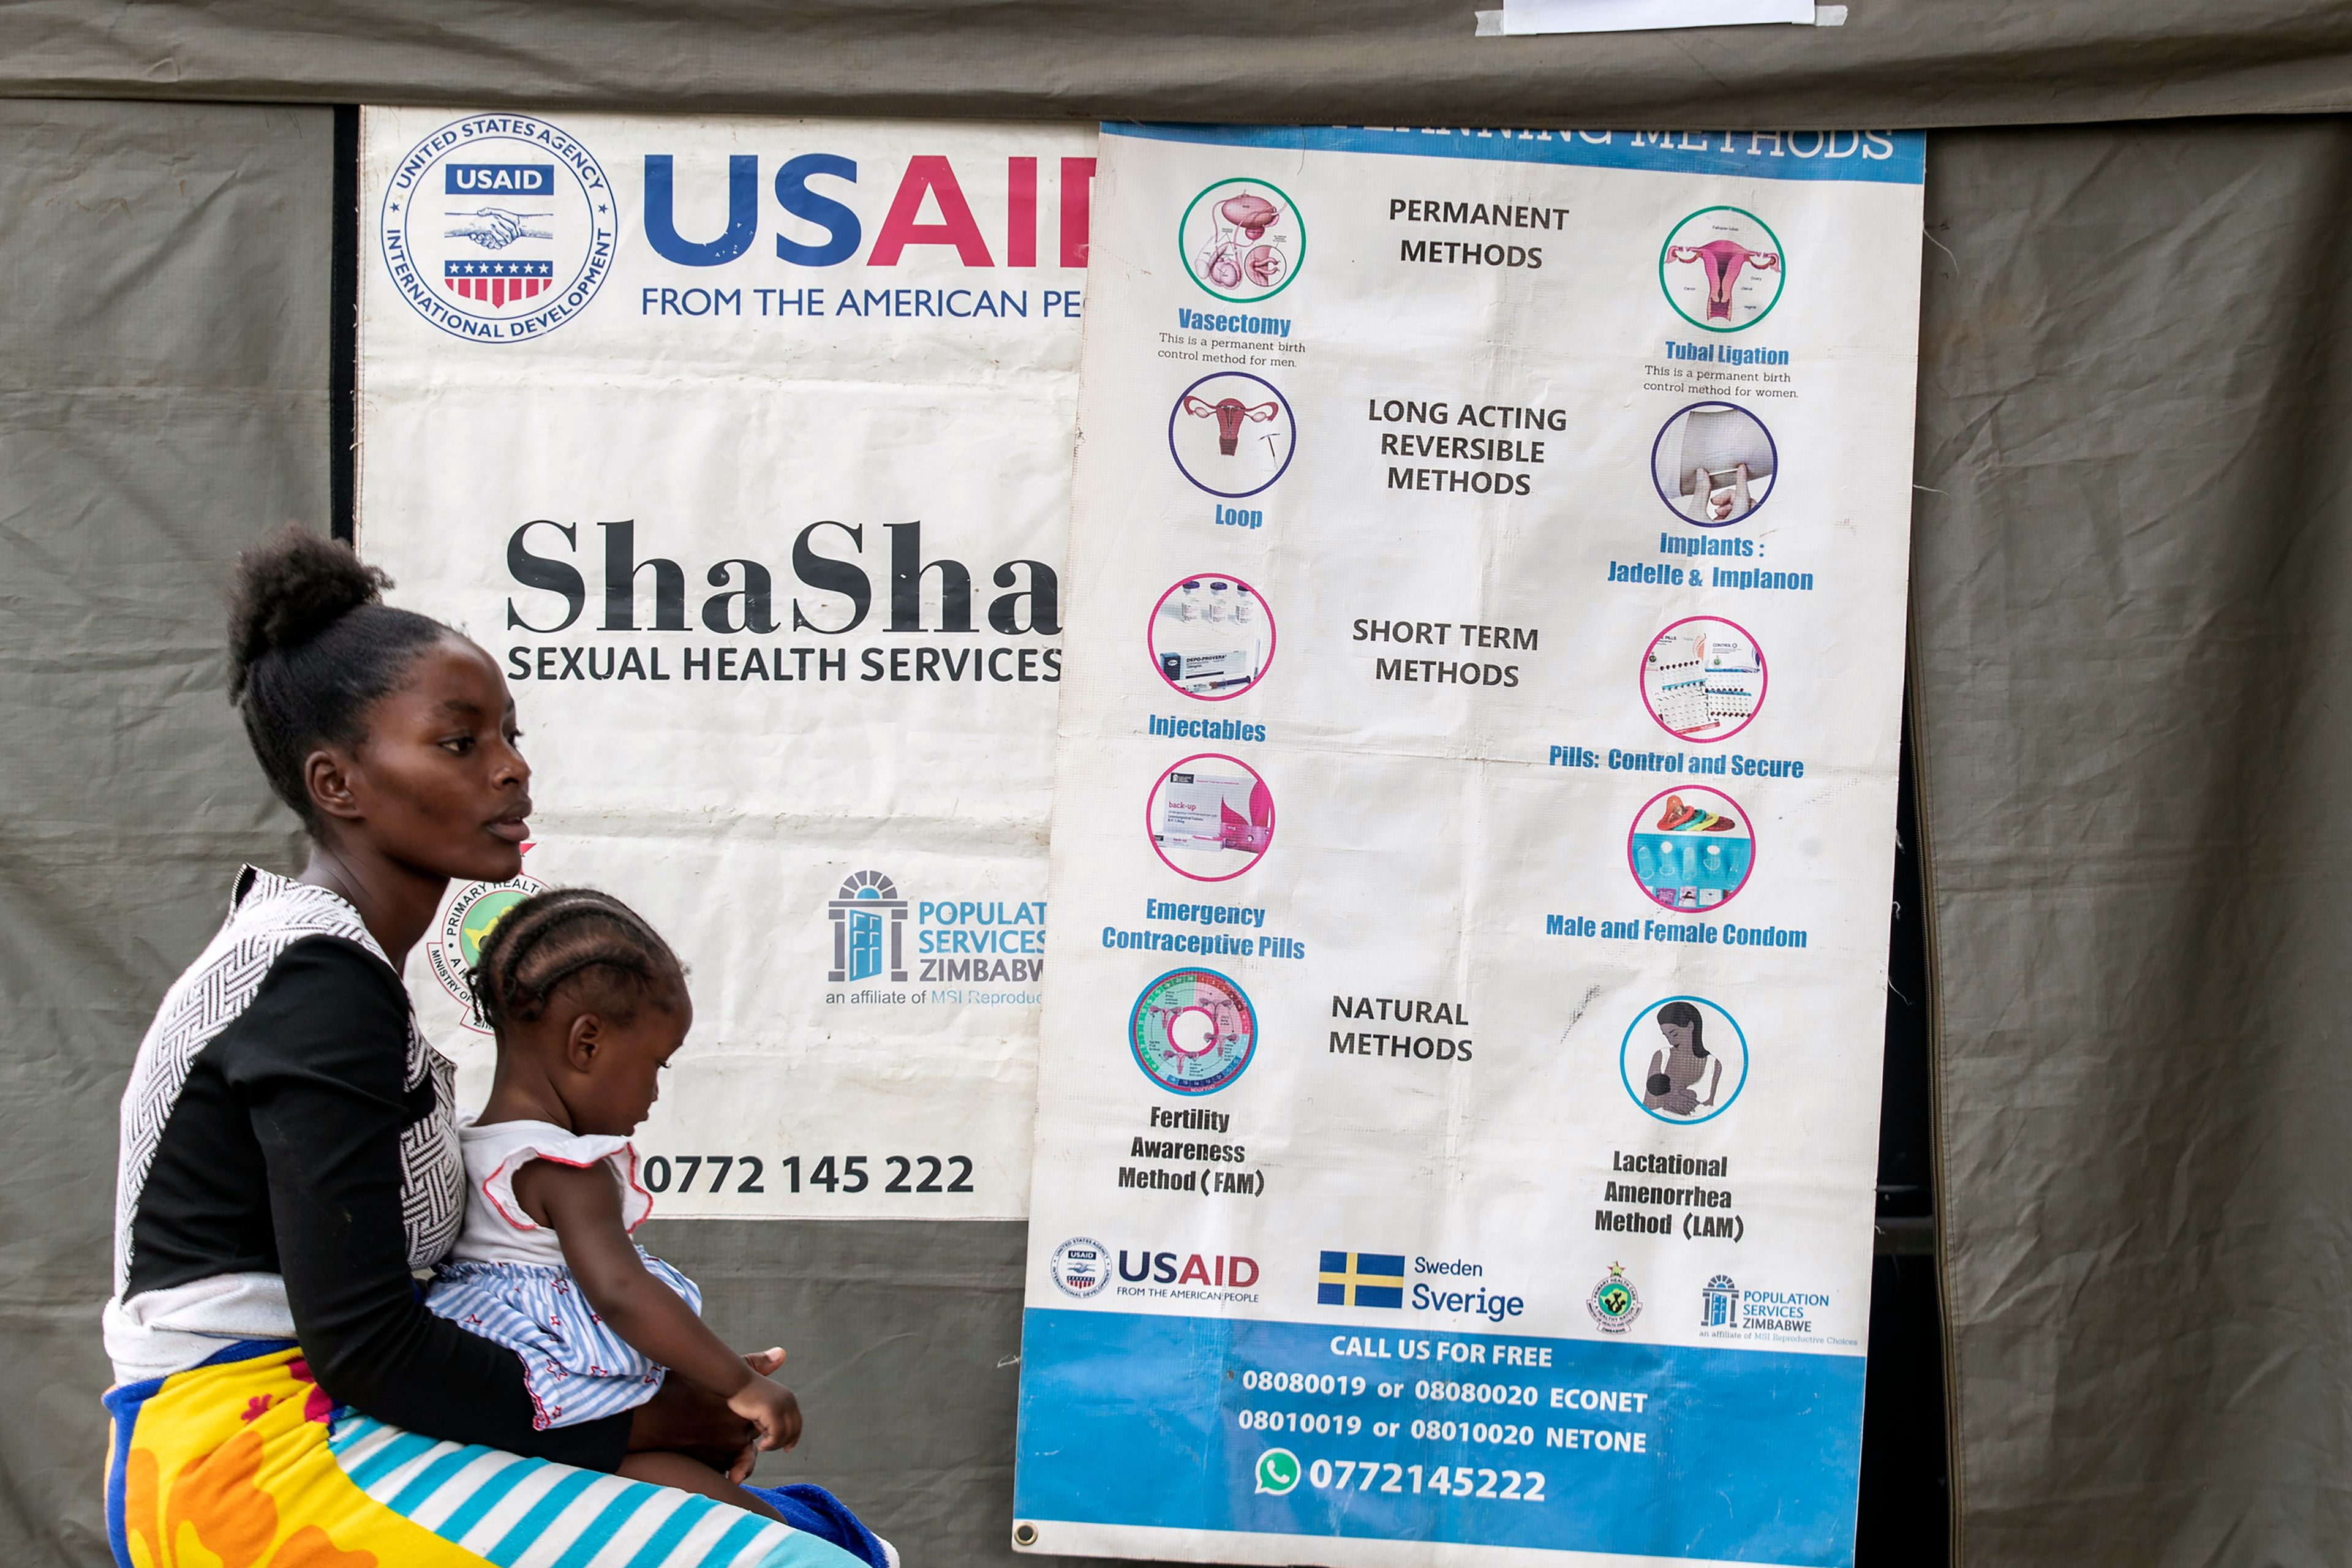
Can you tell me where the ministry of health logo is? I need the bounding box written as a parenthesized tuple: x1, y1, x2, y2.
(828, 870, 908, 984)
(1587, 1262, 1643, 1334)
(379, 114, 616, 342)
(426, 869, 546, 1029)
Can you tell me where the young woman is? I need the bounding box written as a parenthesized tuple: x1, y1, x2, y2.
(101, 527, 868, 1568)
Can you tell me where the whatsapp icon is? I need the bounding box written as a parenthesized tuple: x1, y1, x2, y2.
(1254, 1447, 1302, 1495)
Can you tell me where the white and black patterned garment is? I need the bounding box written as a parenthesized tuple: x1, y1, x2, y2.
(104, 866, 631, 1469)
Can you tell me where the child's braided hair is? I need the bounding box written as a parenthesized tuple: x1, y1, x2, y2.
(467, 887, 684, 1032)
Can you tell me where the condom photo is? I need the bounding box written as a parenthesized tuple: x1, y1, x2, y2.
(1620, 995, 1749, 1124)
(1641, 616, 1766, 742)
(1178, 176, 1304, 302)
(1653, 401, 1776, 526)
(1148, 753, 1275, 881)
(1627, 785, 1755, 911)
(1169, 371, 1296, 498)
(1660, 205, 1785, 331)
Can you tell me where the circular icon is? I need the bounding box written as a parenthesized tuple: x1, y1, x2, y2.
(1130, 968, 1257, 1095)
(1149, 753, 1275, 881)
(426, 872, 545, 1025)
(1659, 206, 1784, 332)
(1586, 1264, 1645, 1333)
(1049, 1237, 1111, 1298)
(1627, 786, 1754, 912)
(1653, 402, 1776, 527)
(1619, 995, 1749, 1124)
(379, 115, 617, 342)
(1169, 372, 1295, 499)
(1254, 1447, 1303, 1496)
(1150, 573, 1276, 701)
(1642, 616, 1766, 742)
(1180, 178, 1305, 303)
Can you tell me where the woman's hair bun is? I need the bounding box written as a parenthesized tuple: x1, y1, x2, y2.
(227, 524, 394, 703)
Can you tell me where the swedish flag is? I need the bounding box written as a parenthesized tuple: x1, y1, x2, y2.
(1319, 1251, 1405, 1308)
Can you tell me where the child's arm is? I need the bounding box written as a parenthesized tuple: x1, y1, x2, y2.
(512, 1158, 802, 1452)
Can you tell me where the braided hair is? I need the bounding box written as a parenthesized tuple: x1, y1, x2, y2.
(225, 524, 453, 829)
(467, 888, 684, 1033)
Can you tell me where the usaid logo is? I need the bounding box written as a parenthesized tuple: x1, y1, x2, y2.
(379, 115, 616, 342)
(1049, 1237, 1110, 1298)
(828, 870, 908, 984)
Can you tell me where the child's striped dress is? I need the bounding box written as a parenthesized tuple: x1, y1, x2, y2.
(424, 1118, 700, 1428)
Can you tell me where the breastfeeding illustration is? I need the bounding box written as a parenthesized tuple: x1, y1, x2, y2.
(1620, 995, 1749, 1124)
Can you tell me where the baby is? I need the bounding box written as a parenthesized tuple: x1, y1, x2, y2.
(424, 887, 889, 1559)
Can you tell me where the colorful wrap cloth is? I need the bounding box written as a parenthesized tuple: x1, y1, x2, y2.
(101, 1342, 876, 1568)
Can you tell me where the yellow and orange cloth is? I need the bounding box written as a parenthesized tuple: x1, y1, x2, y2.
(102, 1343, 862, 1568)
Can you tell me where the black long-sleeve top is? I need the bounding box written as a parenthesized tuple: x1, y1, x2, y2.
(122, 934, 629, 1469)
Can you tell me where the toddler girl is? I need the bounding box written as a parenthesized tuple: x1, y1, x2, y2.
(425, 887, 892, 1563)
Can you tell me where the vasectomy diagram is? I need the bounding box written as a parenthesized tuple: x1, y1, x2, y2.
(1180, 177, 1305, 303)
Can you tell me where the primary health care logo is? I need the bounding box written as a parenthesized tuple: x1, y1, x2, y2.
(380, 114, 617, 342)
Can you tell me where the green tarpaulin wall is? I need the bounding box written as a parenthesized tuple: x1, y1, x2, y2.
(5, 6, 2350, 1564)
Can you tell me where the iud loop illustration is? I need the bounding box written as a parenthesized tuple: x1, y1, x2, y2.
(1167, 371, 1296, 498)
(1184, 394, 1280, 455)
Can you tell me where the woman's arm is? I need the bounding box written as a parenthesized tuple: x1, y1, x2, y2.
(233, 938, 632, 1468)
(516, 1160, 801, 1453)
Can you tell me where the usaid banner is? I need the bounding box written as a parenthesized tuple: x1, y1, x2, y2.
(1012, 126, 1924, 1562)
(359, 110, 1096, 1218)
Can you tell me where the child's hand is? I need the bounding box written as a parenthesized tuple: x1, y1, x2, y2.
(727, 1374, 803, 1453)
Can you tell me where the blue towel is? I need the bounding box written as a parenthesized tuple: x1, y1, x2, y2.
(745, 1482, 895, 1567)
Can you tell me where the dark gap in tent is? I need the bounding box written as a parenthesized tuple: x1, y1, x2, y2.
(331, 104, 358, 543)
(1856, 683, 1948, 1563)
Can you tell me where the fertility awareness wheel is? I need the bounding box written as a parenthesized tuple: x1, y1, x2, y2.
(1129, 968, 1258, 1095)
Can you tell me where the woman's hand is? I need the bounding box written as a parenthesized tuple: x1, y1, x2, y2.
(628, 1376, 758, 1479)
(626, 1348, 790, 1482)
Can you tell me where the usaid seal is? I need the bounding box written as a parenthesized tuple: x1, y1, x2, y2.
(1049, 1237, 1111, 1298)
(378, 115, 617, 342)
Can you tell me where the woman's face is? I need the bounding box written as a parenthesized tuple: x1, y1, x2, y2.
(1659, 1019, 1695, 1052)
(332, 636, 532, 883)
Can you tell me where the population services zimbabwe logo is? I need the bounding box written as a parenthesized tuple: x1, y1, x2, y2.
(1048, 1237, 1110, 1299)
(426, 870, 546, 1028)
(1701, 1273, 1740, 1329)
(1586, 1263, 1643, 1333)
(378, 114, 617, 342)
(827, 870, 909, 984)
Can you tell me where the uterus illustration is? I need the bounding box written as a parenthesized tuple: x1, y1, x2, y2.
(1199, 191, 1290, 291)
(1183, 394, 1281, 455)
(1668, 239, 1782, 320)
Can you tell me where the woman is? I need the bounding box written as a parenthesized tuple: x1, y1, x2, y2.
(1642, 1000, 1722, 1118)
(101, 527, 868, 1567)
